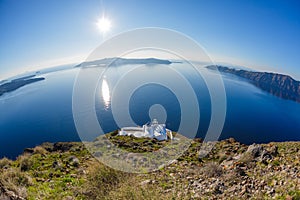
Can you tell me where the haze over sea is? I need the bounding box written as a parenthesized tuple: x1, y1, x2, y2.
(1, 62, 300, 159)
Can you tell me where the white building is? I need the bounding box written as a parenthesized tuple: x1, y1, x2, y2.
(118, 119, 173, 141)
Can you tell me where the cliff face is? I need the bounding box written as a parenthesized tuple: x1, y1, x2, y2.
(207, 65, 300, 103)
(0, 77, 45, 97)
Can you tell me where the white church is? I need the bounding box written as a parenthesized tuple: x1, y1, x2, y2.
(118, 119, 173, 141)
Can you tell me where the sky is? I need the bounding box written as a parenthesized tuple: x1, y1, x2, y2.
(0, 0, 300, 79)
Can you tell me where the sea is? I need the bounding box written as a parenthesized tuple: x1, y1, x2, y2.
(1, 62, 300, 158)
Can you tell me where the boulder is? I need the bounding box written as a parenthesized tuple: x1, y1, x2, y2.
(268, 145, 278, 156)
(52, 161, 62, 169)
(23, 148, 34, 154)
(53, 142, 75, 152)
(246, 144, 264, 158)
(68, 156, 80, 167)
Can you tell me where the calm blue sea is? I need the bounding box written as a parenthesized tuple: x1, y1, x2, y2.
(1, 63, 300, 158)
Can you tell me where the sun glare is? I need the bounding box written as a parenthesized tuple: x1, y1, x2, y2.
(97, 17, 112, 33)
(101, 79, 110, 107)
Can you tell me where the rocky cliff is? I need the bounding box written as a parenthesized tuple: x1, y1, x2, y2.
(0, 76, 45, 97)
(207, 65, 300, 103)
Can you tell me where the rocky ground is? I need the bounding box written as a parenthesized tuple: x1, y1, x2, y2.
(0, 132, 299, 200)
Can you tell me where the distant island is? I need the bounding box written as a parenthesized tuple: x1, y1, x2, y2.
(0, 76, 45, 97)
(207, 65, 300, 103)
(75, 57, 172, 68)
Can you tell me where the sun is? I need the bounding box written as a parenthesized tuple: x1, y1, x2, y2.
(97, 17, 112, 33)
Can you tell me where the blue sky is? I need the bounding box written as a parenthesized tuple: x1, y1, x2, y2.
(0, 0, 300, 79)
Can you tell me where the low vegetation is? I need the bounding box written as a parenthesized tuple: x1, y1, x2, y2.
(0, 133, 299, 199)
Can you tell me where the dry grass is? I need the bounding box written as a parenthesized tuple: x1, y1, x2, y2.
(82, 161, 176, 200)
(33, 146, 47, 155)
(105, 178, 175, 200)
(239, 152, 255, 167)
(0, 168, 32, 199)
(0, 157, 11, 169)
(83, 161, 127, 199)
(202, 162, 223, 178)
(17, 154, 33, 172)
(0, 138, 298, 199)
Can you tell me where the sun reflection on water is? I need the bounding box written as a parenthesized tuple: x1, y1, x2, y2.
(101, 79, 111, 108)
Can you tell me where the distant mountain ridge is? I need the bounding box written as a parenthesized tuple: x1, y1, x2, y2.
(207, 65, 300, 103)
(75, 57, 172, 68)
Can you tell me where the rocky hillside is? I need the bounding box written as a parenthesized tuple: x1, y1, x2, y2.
(0, 133, 299, 199)
(207, 65, 300, 103)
